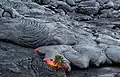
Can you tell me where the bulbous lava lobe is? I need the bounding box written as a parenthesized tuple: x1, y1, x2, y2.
(35, 45, 71, 72)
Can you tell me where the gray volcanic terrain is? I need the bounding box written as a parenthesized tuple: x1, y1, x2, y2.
(1, 0, 120, 77)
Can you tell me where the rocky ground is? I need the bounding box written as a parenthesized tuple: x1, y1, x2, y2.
(0, 0, 120, 77)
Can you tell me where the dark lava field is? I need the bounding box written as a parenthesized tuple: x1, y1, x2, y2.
(1, 0, 120, 77)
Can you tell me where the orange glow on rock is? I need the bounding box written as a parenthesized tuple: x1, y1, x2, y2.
(43, 59, 58, 68)
(33, 48, 38, 53)
(43, 58, 65, 69)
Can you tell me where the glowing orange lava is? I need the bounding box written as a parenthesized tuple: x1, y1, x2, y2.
(43, 58, 65, 69)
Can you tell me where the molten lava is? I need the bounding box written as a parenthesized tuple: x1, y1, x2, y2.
(33, 48, 38, 53)
(33, 49, 66, 70)
(43, 58, 65, 69)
